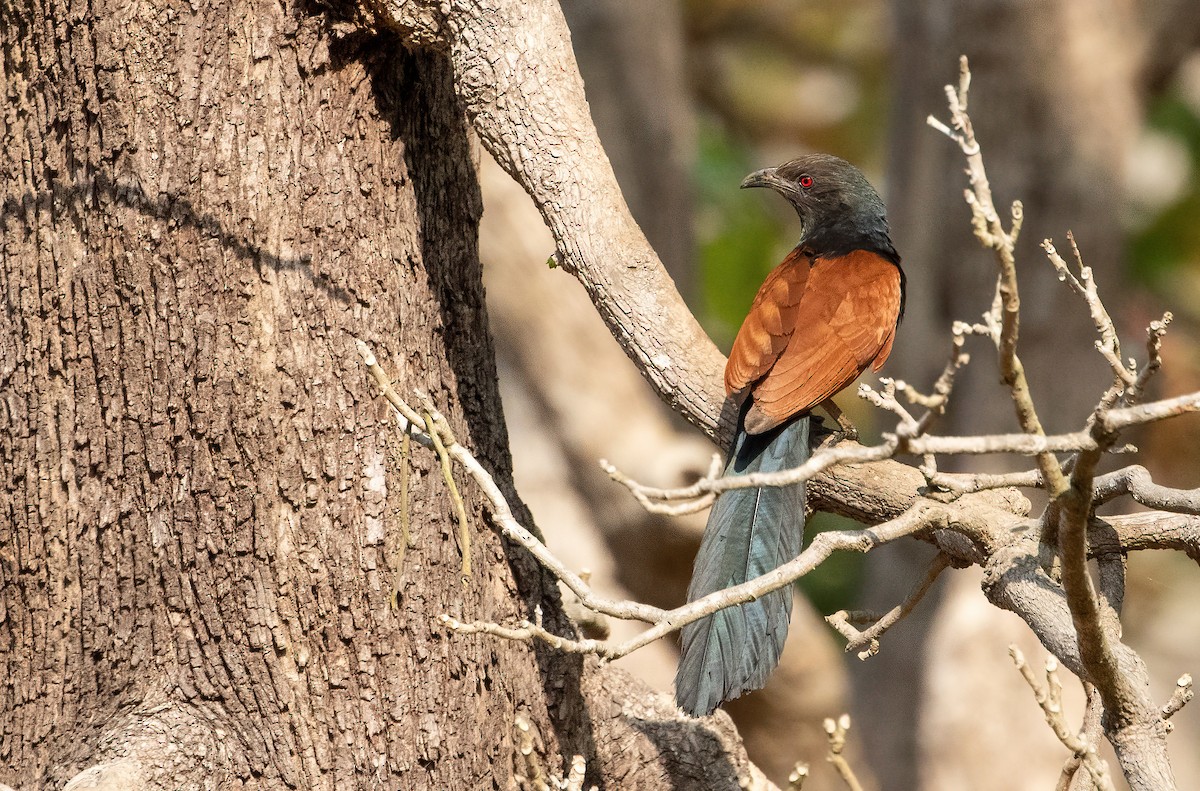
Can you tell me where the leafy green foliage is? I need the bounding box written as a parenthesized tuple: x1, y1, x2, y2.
(1130, 94, 1200, 294)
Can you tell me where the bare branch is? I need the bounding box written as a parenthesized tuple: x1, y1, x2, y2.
(988, 539, 1176, 789)
(1091, 512, 1200, 564)
(605, 421, 1151, 511)
(859, 379, 920, 434)
(1099, 390, 1200, 434)
(1057, 441, 1141, 728)
(1093, 465, 1200, 514)
(442, 614, 618, 659)
(356, 340, 434, 441)
(599, 454, 720, 515)
(447, 505, 943, 662)
(924, 58, 1189, 786)
(892, 321, 972, 414)
(827, 553, 951, 659)
(1128, 313, 1172, 406)
(929, 55, 1068, 503)
(823, 715, 866, 791)
(1162, 675, 1194, 723)
(1043, 235, 1134, 408)
(602, 440, 897, 507)
(927, 469, 1043, 496)
(1010, 647, 1116, 791)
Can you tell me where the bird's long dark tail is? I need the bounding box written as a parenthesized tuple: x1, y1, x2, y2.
(675, 409, 809, 717)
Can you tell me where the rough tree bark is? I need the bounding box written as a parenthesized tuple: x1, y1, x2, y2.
(0, 1, 761, 789)
(5, 0, 1197, 788)
(559, 0, 695, 293)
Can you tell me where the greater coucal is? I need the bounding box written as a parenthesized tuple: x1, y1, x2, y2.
(676, 154, 905, 717)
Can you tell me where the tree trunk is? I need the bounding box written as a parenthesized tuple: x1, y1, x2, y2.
(0, 4, 758, 788)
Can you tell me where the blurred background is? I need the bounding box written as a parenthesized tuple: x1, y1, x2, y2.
(478, 1, 1200, 788)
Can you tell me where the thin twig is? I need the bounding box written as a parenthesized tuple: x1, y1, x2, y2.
(355, 340, 434, 440)
(1043, 235, 1134, 409)
(859, 379, 920, 435)
(1128, 313, 1172, 406)
(893, 321, 972, 418)
(823, 715, 865, 791)
(1057, 682, 1106, 791)
(443, 614, 617, 658)
(424, 406, 473, 581)
(786, 763, 810, 791)
(1010, 647, 1116, 791)
(1162, 674, 1194, 723)
(600, 453, 720, 515)
(827, 552, 952, 659)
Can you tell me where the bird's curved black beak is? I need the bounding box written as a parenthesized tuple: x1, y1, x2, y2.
(740, 168, 779, 190)
(741, 168, 800, 201)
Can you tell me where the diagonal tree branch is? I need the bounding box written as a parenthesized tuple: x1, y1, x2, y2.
(376, 0, 734, 442)
(365, 9, 1197, 787)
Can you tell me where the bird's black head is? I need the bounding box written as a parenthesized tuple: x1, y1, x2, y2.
(741, 153, 899, 264)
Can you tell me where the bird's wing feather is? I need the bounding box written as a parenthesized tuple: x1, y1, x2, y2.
(750, 251, 902, 425)
(724, 249, 811, 394)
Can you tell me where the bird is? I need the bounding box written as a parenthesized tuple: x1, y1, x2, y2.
(675, 154, 905, 717)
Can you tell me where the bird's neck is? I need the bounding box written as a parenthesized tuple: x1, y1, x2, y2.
(801, 216, 899, 264)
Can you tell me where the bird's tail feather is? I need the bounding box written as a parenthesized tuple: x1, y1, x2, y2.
(675, 411, 809, 717)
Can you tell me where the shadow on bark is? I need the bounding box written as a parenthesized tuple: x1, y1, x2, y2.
(344, 31, 609, 785)
(0, 175, 353, 305)
(629, 717, 743, 791)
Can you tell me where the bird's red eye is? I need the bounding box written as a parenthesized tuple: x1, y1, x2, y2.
(798, 175, 814, 189)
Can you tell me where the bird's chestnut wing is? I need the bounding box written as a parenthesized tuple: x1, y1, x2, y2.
(746, 251, 902, 432)
(724, 248, 812, 395)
